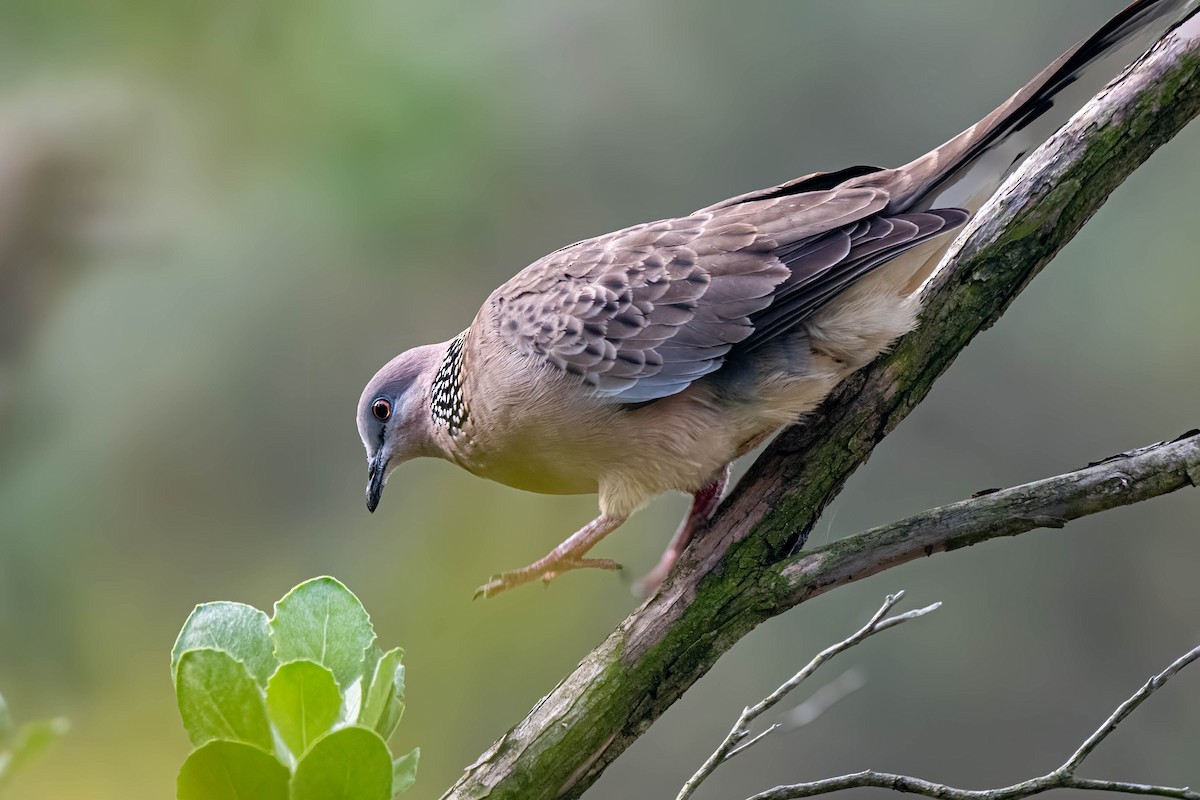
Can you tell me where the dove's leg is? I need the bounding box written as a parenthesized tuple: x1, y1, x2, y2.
(634, 465, 731, 597)
(475, 514, 627, 599)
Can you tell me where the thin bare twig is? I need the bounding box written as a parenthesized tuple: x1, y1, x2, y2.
(677, 592, 940, 800)
(1060, 645, 1200, 775)
(742, 645, 1200, 800)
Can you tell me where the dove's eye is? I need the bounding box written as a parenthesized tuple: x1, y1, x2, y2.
(371, 398, 392, 422)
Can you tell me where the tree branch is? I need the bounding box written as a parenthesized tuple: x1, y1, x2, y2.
(678, 592, 940, 800)
(743, 644, 1200, 800)
(772, 429, 1199, 604)
(442, 18, 1200, 800)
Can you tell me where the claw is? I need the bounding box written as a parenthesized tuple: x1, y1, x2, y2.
(473, 576, 507, 601)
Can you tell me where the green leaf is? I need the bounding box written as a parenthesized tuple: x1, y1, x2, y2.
(291, 726, 391, 800)
(175, 649, 273, 752)
(391, 747, 419, 796)
(361, 646, 383, 685)
(0, 717, 68, 787)
(265, 660, 341, 758)
(0, 690, 11, 745)
(172, 602, 275, 687)
(177, 740, 289, 800)
(359, 647, 405, 738)
(379, 674, 405, 740)
(341, 646, 381, 723)
(270, 577, 375, 691)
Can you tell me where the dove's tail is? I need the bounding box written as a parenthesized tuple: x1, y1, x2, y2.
(884, 0, 1198, 213)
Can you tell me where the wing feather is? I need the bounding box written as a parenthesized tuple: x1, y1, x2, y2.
(485, 185, 965, 403)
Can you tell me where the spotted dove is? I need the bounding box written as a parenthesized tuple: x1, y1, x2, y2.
(357, 0, 1196, 598)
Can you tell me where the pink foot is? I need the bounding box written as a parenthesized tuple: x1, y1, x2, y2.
(474, 514, 627, 599)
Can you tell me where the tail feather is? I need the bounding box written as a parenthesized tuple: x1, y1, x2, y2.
(700, 1, 1198, 219)
(870, 0, 1199, 212)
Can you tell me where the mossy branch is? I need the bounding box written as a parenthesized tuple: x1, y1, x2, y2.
(442, 19, 1200, 800)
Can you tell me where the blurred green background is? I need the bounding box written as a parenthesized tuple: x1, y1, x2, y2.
(0, 1, 1197, 797)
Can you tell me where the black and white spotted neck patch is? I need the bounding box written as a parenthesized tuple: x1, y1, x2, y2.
(431, 331, 469, 435)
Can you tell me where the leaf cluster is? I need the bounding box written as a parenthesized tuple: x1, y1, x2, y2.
(172, 576, 417, 799)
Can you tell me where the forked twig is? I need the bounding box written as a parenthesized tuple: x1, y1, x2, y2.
(693, 624, 1200, 800)
(677, 592, 940, 800)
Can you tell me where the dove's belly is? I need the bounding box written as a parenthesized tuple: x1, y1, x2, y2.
(460, 445, 602, 496)
(449, 373, 753, 510)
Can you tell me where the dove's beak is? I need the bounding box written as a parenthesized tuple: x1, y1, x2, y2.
(365, 452, 388, 513)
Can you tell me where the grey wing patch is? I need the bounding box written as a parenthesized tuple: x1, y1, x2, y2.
(489, 186, 913, 403)
(740, 208, 969, 350)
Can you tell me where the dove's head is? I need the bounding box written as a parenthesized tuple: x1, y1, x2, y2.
(357, 342, 447, 512)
